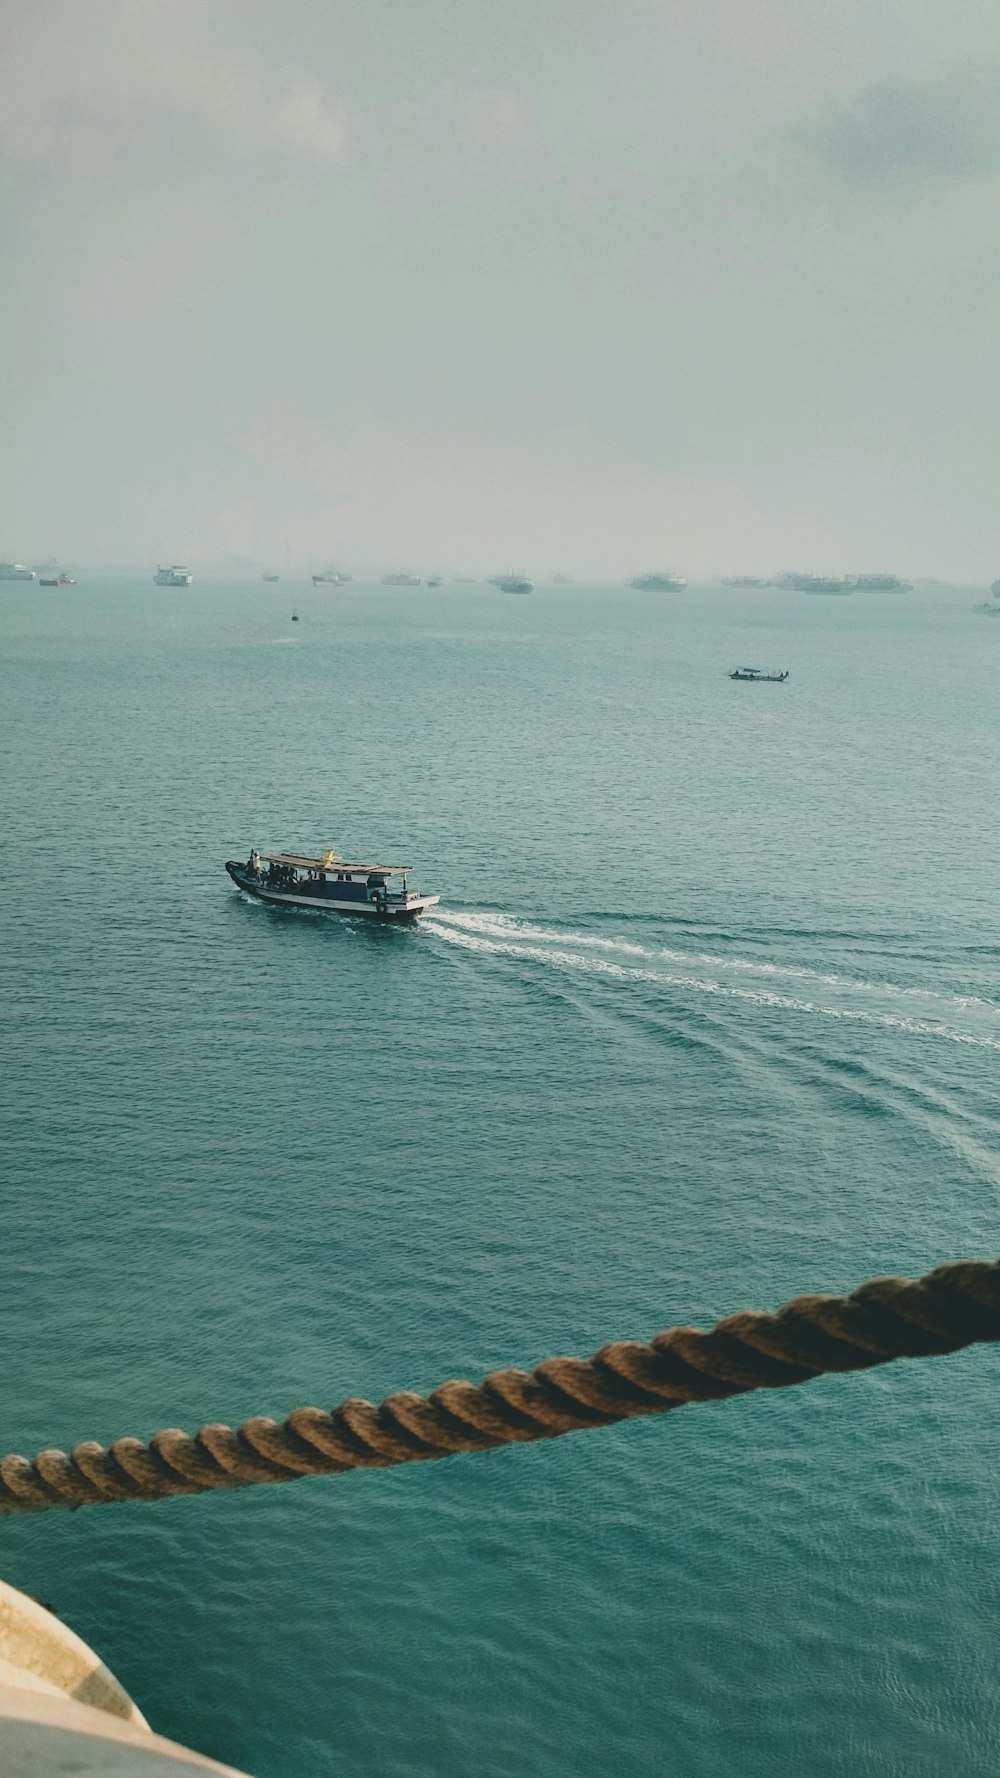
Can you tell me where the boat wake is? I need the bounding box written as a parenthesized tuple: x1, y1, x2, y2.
(423, 909, 1000, 1053)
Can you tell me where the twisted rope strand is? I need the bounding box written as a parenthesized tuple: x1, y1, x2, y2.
(2, 1258, 998, 1518)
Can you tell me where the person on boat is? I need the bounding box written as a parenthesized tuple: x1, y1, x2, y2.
(249, 849, 261, 878)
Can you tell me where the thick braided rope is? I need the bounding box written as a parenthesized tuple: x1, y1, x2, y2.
(3, 1258, 999, 1517)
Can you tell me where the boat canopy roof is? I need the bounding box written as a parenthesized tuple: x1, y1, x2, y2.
(260, 852, 409, 874)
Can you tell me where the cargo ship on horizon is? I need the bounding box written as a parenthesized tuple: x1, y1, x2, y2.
(776, 573, 852, 594)
(489, 571, 534, 593)
(629, 572, 687, 591)
(851, 574, 913, 592)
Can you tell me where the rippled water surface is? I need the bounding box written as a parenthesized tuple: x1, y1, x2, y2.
(3, 580, 1000, 1776)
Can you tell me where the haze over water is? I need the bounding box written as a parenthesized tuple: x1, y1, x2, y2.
(3, 579, 1000, 1777)
(8, 0, 1000, 578)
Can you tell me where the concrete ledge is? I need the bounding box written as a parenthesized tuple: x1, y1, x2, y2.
(0, 1581, 251, 1774)
(0, 1687, 248, 1774)
(0, 1578, 145, 1723)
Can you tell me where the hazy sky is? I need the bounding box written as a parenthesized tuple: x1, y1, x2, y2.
(4, 0, 1000, 576)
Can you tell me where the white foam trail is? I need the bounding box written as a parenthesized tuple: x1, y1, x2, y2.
(435, 907, 649, 955)
(423, 916, 1000, 1053)
(429, 908, 1000, 1019)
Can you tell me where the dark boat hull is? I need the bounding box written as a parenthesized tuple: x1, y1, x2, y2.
(225, 863, 435, 920)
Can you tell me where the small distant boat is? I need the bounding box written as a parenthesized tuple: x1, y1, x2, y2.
(489, 572, 534, 594)
(630, 573, 687, 591)
(425, 576, 443, 587)
(154, 564, 192, 586)
(729, 667, 789, 682)
(291, 613, 299, 622)
(226, 847, 440, 920)
(0, 562, 36, 580)
(383, 573, 421, 586)
(263, 573, 280, 583)
(721, 576, 770, 588)
(312, 570, 350, 586)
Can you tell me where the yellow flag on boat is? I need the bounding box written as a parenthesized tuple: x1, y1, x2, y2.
(322, 849, 336, 869)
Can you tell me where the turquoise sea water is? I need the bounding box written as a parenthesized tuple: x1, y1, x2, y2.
(3, 579, 1000, 1777)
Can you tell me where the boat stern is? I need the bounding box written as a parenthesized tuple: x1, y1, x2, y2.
(383, 891, 440, 919)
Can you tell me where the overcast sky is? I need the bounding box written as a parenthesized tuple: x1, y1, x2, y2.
(4, 0, 1000, 577)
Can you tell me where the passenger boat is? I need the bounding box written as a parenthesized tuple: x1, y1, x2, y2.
(226, 849, 440, 919)
(729, 666, 789, 682)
